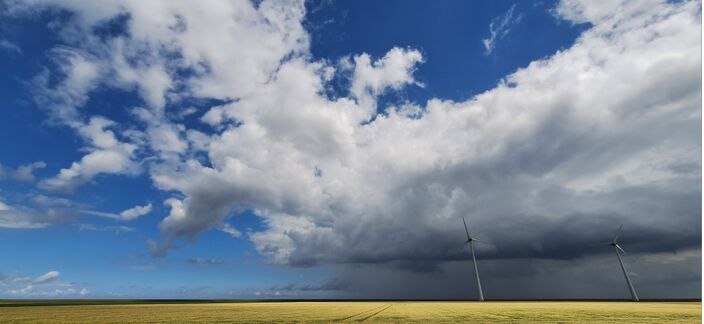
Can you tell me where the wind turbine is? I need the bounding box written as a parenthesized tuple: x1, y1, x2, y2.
(462, 217, 485, 301)
(608, 224, 639, 301)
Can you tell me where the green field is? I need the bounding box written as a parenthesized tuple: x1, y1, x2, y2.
(0, 301, 700, 323)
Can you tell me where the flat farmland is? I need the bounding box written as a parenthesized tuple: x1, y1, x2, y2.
(0, 301, 700, 323)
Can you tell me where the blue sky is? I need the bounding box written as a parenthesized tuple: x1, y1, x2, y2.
(0, 0, 700, 299)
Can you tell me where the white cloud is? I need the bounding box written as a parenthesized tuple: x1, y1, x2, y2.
(554, 0, 659, 25)
(219, 223, 241, 238)
(350, 47, 424, 111)
(30, 48, 103, 125)
(80, 202, 151, 221)
(5, 285, 82, 297)
(0, 271, 90, 297)
(13, 161, 47, 182)
(9, 0, 701, 270)
(119, 203, 152, 221)
(483, 4, 522, 55)
(33, 271, 59, 284)
(0, 195, 99, 230)
(0, 203, 51, 229)
(76, 223, 135, 233)
(0, 161, 46, 182)
(39, 116, 139, 192)
(146, 123, 188, 155)
(31, 194, 73, 207)
(15, 0, 308, 192)
(0, 197, 86, 229)
(0, 213, 48, 229)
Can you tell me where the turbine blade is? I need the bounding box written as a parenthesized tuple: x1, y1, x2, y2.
(462, 217, 470, 240)
(587, 241, 612, 246)
(616, 244, 627, 255)
(473, 238, 492, 245)
(613, 224, 623, 243)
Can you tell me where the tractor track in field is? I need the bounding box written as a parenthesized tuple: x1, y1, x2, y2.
(357, 304, 393, 322)
(336, 303, 393, 322)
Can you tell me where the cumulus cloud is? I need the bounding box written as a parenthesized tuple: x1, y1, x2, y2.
(13, 161, 47, 182)
(39, 117, 139, 192)
(167, 0, 699, 267)
(12, 0, 308, 193)
(349, 47, 424, 111)
(483, 4, 522, 54)
(31, 194, 73, 207)
(0, 195, 129, 230)
(0, 201, 59, 229)
(0, 161, 46, 182)
(30, 48, 103, 125)
(33, 271, 59, 284)
(7, 0, 701, 298)
(0, 211, 49, 229)
(0, 270, 89, 297)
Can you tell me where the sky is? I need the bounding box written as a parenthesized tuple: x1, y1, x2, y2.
(0, 0, 700, 299)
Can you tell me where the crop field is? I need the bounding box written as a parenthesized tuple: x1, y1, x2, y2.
(0, 300, 700, 323)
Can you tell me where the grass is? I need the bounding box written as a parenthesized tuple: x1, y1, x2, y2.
(0, 300, 699, 323)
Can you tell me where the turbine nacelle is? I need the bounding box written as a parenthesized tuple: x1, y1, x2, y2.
(608, 224, 628, 254)
(609, 242, 628, 255)
(465, 237, 489, 245)
(461, 217, 489, 245)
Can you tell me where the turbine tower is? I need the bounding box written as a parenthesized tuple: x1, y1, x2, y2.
(462, 217, 485, 301)
(608, 224, 639, 301)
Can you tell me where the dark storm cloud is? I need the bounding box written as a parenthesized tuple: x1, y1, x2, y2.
(269, 277, 350, 293)
(281, 174, 699, 268)
(323, 250, 700, 299)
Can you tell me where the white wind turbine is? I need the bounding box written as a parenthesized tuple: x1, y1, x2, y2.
(462, 217, 487, 301)
(607, 224, 639, 301)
